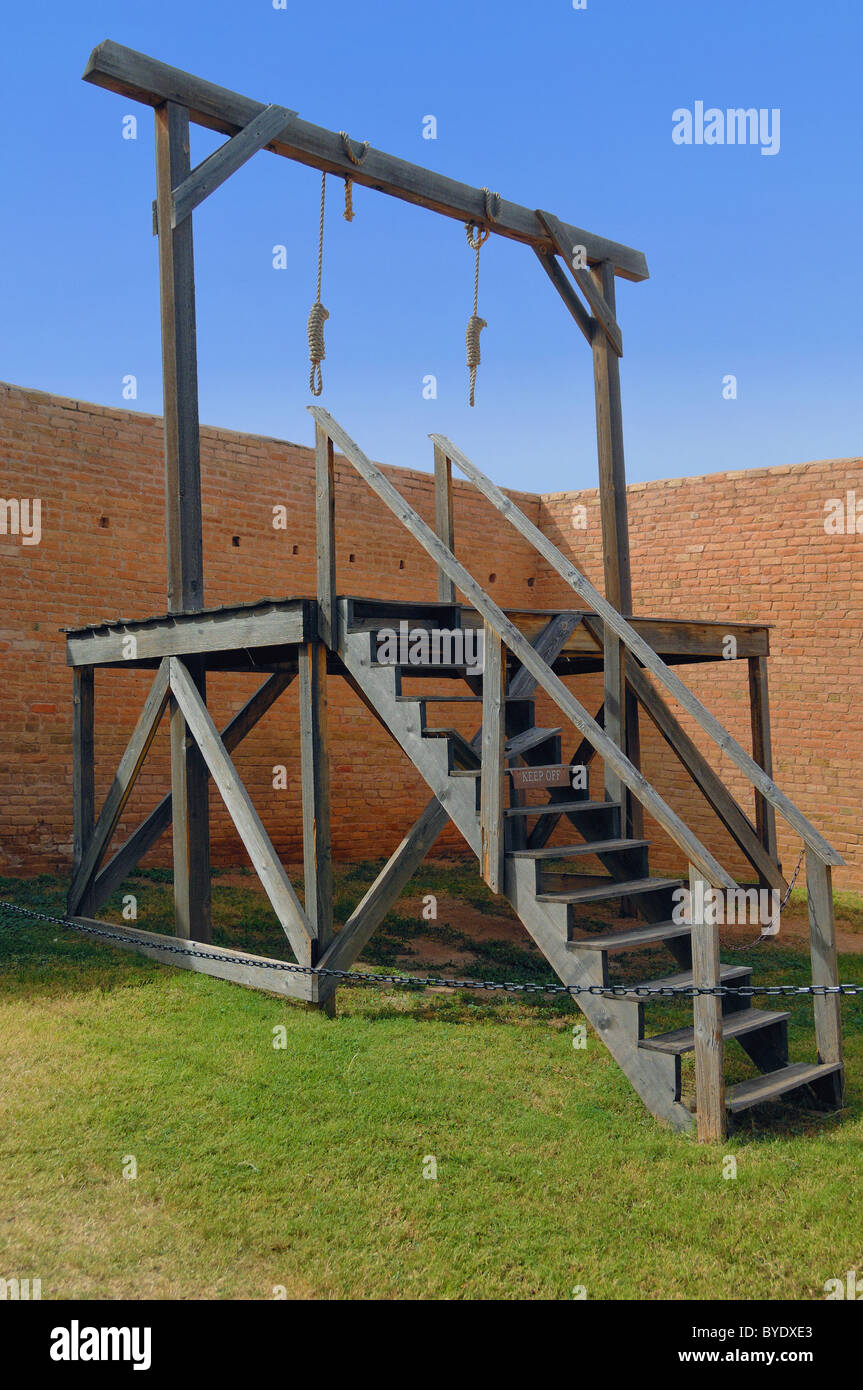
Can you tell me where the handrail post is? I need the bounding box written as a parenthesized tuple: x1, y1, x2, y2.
(480, 622, 505, 893)
(603, 623, 624, 807)
(806, 852, 843, 1074)
(690, 865, 726, 1142)
(748, 655, 779, 871)
(315, 422, 336, 647)
(433, 443, 456, 603)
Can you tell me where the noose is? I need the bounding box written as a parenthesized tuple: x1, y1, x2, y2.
(464, 187, 500, 406)
(339, 130, 369, 222)
(307, 171, 329, 396)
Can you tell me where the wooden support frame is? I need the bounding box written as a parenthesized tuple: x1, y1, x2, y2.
(68, 662, 170, 915)
(84, 41, 649, 281)
(168, 657, 312, 962)
(91, 671, 294, 910)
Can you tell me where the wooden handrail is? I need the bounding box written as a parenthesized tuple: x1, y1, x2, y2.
(308, 406, 736, 891)
(431, 433, 843, 869)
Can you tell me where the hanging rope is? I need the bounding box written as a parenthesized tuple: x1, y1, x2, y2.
(307, 171, 329, 396)
(339, 130, 370, 222)
(464, 188, 500, 406)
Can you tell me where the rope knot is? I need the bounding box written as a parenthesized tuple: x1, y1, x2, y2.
(466, 314, 487, 406)
(307, 300, 329, 397)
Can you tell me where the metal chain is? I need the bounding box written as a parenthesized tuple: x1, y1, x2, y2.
(0, 899, 859, 999)
(724, 847, 806, 953)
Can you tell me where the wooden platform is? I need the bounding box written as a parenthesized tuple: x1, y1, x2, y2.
(64, 594, 769, 672)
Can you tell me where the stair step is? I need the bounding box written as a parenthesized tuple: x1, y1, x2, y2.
(505, 726, 562, 756)
(617, 964, 750, 1001)
(510, 839, 650, 859)
(506, 799, 619, 818)
(568, 920, 692, 952)
(726, 1061, 843, 1114)
(639, 1007, 791, 1057)
(537, 876, 682, 905)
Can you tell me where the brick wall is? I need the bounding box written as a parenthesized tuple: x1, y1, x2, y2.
(1, 381, 860, 888)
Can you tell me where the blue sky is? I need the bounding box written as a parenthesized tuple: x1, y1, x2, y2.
(1, 0, 860, 491)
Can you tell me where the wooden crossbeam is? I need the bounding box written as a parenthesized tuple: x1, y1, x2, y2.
(68, 662, 170, 915)
(170, 103, 295, 227)
(82, 40, 649, 281)
(91, 671, 295, 910)
(168, 657, 312, 961)
(537, 210, 623, 356)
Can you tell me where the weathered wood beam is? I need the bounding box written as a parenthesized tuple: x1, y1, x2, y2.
(168, 657, 312, 961)
(690, 867, 726, 1142)
(433, 444, 456, 603)
(170, 103, 294, 227)
(82, 41, 649, 281)
(68, 662, 170, 915)
(748, 655, 779, 867)
(70, 915, 319, 1003)
(66, 602, 310, 667)
(432, 431, 842, 867)
(533, 248, 594, 347)
(537, 210, 623, 355)
(480, 623, 506, 893)
(72, 666, 95, 915)
(588, 261, 632, 612)
(315, 423, 336, 649)
(806, 855, 843, 1074)
(91, 671, 294, 910)
(156, 97, 210, 941)
(316, 796, 448, 980)
(299, 641, 334, 1006)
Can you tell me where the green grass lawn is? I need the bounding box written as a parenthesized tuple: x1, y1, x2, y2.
(1, 868, 862, 1300)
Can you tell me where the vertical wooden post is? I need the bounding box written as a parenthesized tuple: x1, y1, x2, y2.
(806, 853, 843, 1072)
(315, 423, 336, 648)
(300, 640, 334, 1012)
(72, 666, 95, 916)
(590, 259, 641, 834)
(690, 866, 726, 1142)
(433, 444, 456, 602)
(155, 100, 211, 941)
(480, 623, 505, 893)
(748, 655, 779, 870)
(602, 620, 624, 806)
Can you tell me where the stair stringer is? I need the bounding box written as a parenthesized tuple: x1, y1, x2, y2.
(338, 607, 693, 1133)
(338, 620, 482, 854)
(506, 858, 694, 1132)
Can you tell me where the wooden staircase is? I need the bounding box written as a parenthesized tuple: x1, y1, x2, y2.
(307, 405, 845, 1139)
(337, 599, 843, 1133)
